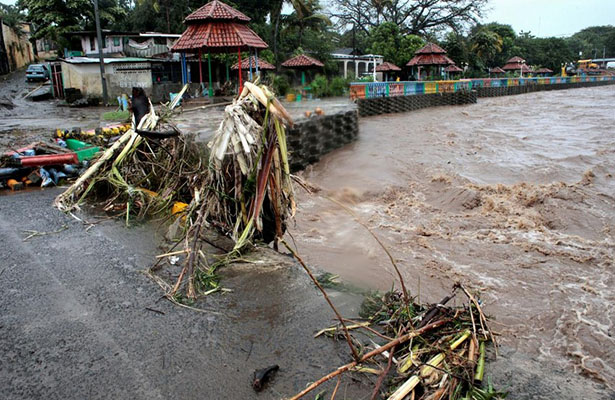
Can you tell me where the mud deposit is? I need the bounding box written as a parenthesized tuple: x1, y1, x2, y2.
(291, 86, 615, 398)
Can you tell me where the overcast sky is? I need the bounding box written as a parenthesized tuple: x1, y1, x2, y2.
(484, 0, 615, 37)
(2, 0, 614, 38)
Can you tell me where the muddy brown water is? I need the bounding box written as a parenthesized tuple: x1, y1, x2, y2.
(289, 86, 615, 392)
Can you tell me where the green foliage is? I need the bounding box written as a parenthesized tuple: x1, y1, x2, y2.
(470, 28, 503, 69)
(268, 73, 291, 96)
(567, 25, 615, 59)
(0, 4, 26, 36)
(367, 22, 424, 66)
(329, 76, 350, 96)
(310, 74, 330, 97)
(18, 0, 127, 46)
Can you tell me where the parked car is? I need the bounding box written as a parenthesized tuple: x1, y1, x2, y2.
(26, 64, 50, 82)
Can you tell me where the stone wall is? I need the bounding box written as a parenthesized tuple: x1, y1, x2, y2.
(286, 110, 359, 172)
(356, 90, 477, 117)
(476, 79, 615, 97)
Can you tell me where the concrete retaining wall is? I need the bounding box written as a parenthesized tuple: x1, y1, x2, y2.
(357, 90, 477, 117)
(286, 110, 359, 172)
(476, 79, 615, 97)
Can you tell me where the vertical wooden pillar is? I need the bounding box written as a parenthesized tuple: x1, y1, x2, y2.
(198, 48, 203, 84)
(238, 47, 243, 94)
(208, 52, 213, 98)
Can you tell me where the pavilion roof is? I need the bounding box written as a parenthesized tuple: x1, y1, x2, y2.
(444, 64, 463, 72)
(534, 67, 553, 73)
(231, 56, 276, 70)
(281, 54, 324, 68)
(171, 22, 268, 52)
(415, 42, 447, 54)
(407, 53, 454, 66)
(503, 62, 532, 72)
(375, 62, 401, 72)
(506, 56, 526, 63)
(185, 0, 251, 23)
(489, 67, 505, 74)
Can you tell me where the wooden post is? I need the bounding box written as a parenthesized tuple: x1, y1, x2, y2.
(238, 47, 243, 94)
(198, 48, 203, 85)
(208, 51, 213, 98)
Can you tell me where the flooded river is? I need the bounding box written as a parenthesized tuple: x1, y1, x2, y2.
(290, 86, 615, 393)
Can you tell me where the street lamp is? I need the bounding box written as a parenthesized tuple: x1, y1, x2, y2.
(92, 0, 108, 105)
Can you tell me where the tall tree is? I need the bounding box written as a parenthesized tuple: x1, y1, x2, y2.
(470, 28, 503, 68)
(329, 0, 487, 36)
(367, 22, 423, 66)
(18, 0, 127, 46)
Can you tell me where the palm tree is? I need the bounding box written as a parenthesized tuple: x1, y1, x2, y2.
(271, 0, 330, 61)
(470, 29, 503, 67)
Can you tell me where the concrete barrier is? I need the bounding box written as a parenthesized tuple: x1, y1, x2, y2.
(476, 79, 615, 98)
(286, 110, 359, 172)
(357, 91, 477, 117)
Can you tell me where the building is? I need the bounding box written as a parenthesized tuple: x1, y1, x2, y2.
(69, 31, 180, 58)
(331, 48, 383, 80)
(61, 57, 153, 99)
(0, 21, 35, 74)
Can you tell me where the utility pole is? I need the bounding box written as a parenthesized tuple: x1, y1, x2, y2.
(93, 0, 108, 104)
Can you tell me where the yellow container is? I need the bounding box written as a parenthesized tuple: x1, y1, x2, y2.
(286, 93, 296, 102)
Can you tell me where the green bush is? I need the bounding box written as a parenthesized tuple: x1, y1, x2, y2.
(269, 73, 291, 96)
(329, 76, 350, 96)
(310, 74, 330, 98)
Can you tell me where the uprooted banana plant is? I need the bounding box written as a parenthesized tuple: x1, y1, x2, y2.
(164, 82, 296, 300)
(55, 81, 296, 301)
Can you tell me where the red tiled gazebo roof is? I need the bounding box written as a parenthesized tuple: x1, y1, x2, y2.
(489, 67, 505, 74)
(375, 62, 401, 72)
(534, 67, 553, 73)
(407, 53, 454, 66)
(502, 56, 529, 71)
(231, 56, 275, 70)
(507, 56, 525, 63)
(171, 22, 268, 52)
(415, 42, 447, 54)
(407, 42, 454, 66)
(185, 0, 251, 23)
(281, 54, 324, 68)
(444, 64, 463, 72)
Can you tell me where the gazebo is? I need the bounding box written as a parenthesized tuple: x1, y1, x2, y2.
(407, 43, 454, 80)
(375, 62, 401, 81)
(502, 56, 532, 77)
(489, 67, 505, 77)
(171, 0, 268, 96)
(281, 54, 324, 86)
(231, 56, 275, 80)
(534, 67, 553, 77)
(444, 64, 463, 79)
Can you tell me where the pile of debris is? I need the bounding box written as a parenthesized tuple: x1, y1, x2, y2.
(54, 81, 296, 302)
(292, 284, 506, 400)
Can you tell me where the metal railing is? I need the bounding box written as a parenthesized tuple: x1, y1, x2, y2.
(349, 75, 615, 99)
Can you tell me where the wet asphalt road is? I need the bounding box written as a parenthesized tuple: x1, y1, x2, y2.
(0, 188, 368, 399)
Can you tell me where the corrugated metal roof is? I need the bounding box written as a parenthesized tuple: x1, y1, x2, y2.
(185, 0, 251, 23)
(62, 57, 150, 64)
(231, 56, 275, 70)
(171, 22, 268, 52)
(407, 54, 454, 66)
(375, 62, 401, 72)
(281, 54, 324, 68)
